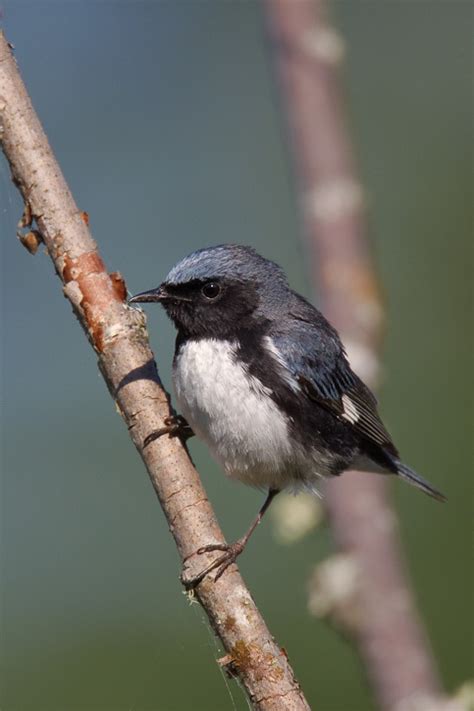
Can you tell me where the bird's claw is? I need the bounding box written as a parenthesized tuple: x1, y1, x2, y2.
(181, 540, 245, 589)
(144, 415, 194, 448)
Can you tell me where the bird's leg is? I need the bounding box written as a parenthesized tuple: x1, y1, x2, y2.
(143, 415, 194, 448)
(182, 488, 280, 588)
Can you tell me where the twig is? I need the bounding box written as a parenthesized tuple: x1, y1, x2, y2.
(263, 1, 449, 709)
(0, 32, 310, 711)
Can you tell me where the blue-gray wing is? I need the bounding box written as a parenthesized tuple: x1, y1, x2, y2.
(269, 299, 398, 456)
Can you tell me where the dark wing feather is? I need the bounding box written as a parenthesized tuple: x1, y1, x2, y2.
(298, 369, 398, 457)
(270, 295, 398, 457)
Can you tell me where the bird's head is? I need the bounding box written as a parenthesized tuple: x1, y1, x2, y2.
(129, 244, 289, 338)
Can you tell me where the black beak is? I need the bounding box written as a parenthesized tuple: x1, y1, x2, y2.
(128, 284, 168, 304)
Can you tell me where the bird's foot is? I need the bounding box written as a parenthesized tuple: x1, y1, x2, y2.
(144, 415, 194, 448)
(181, 539, 246, 589)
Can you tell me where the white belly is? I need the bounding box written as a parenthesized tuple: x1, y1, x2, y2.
(173, 338, 295, 488)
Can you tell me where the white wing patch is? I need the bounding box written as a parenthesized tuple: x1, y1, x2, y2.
(264, 336, 301, 393)
(341, 394, 359, 424)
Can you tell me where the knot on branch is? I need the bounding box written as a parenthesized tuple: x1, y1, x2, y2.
(300, 26, 345, 64)
(18, 229, 42, 254)
(16, 200, 44, 254)
(308, 553, 361, 631)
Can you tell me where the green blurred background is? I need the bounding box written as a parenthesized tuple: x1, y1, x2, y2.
(1, 2, 471, 710)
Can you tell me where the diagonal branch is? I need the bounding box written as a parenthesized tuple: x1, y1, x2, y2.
(0, 32, 310, 711)
(262, 1, 450, 709)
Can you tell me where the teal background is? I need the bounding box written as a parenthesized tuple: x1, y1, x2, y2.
(1, 2, 471, 710)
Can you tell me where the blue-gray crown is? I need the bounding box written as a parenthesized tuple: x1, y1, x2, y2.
(165, 244, 289, 287)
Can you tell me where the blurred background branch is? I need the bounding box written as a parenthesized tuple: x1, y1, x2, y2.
(263, 1, 460, 709)
(0, 31, 311, 711)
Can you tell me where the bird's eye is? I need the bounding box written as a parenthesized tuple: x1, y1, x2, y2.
(201, 282, 221, 300)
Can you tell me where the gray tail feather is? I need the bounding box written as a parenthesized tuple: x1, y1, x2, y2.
(394, 460, 446, 502)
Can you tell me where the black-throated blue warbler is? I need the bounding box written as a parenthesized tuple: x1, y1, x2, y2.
(129, 244, 445, 584)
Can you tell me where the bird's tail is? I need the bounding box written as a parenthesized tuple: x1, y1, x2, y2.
(394, 459, 446, 502)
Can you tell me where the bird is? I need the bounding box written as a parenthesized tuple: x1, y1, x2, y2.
(129, 244, 445, 584)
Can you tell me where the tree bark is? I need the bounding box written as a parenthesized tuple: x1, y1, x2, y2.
(262, 1, 450, 709)
(0, 32, 310, 711)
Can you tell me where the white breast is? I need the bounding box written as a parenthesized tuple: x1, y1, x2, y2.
(172, 338, 295, 489)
